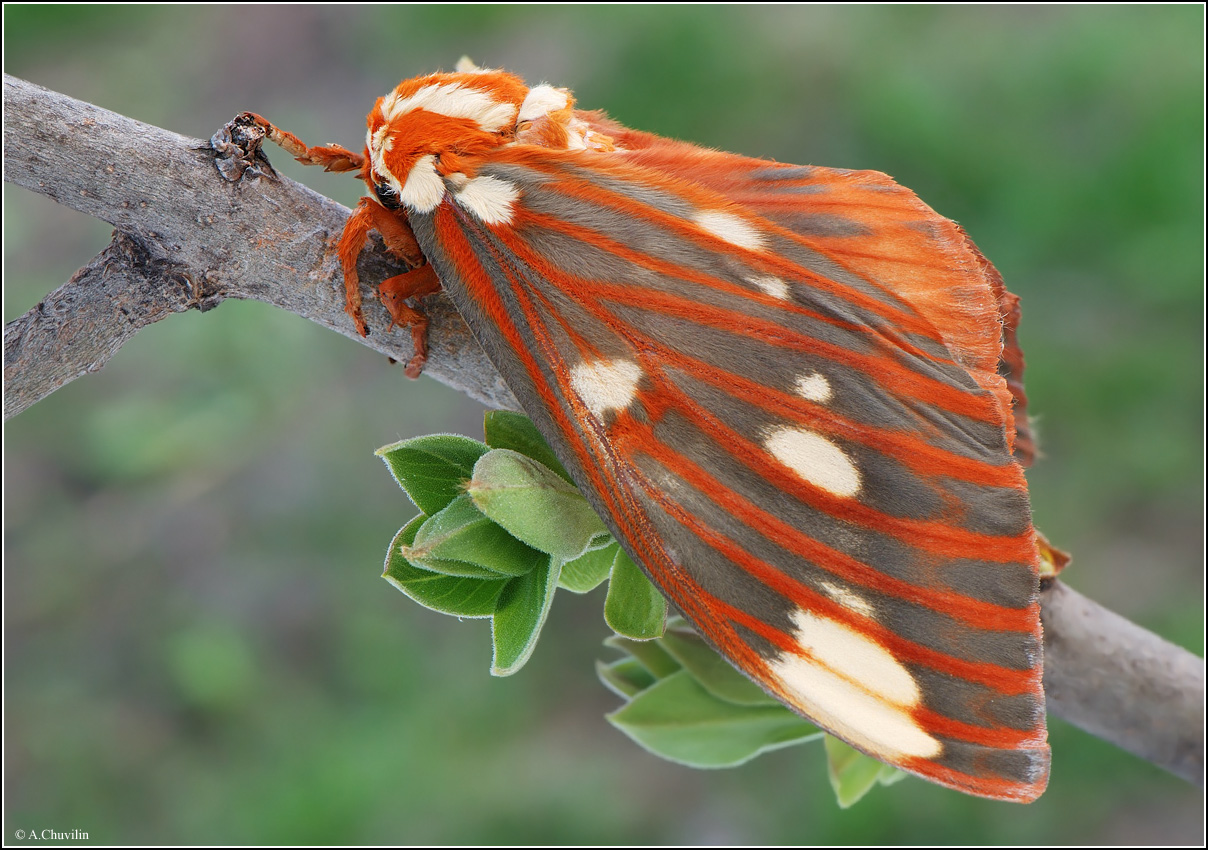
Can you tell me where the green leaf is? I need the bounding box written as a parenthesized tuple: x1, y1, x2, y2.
(482, 410, 573, 484)
(491, 556, 562, 676)
(407, 494, 545, 578)
(382, 516, 506, 618)
(376, 434, 488, 515)
(604, 550, 667, 639)
(559, 540, 618, 593)
(607, 670, 819, 768)
(659, 627, 777, 706)
(878, 763, 908, 787)
(468, 449, 608, 560)
(825, 735, 899, 808)
(604, 635, 682, 679)
(596, 657, 658, 699)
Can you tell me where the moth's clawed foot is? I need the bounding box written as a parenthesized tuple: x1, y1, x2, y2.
(344, 300, 370, 338)
(403, 350, 427, 380)
(375, 265, 440, 378)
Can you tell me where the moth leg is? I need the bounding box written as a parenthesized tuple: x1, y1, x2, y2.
(378, 265, 442, 379)
(337, 198, 430, 339)
(337, 201, 377, 336)
(239, 112, 365, 173)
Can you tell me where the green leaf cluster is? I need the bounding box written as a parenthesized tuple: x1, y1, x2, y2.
(378, 411, 667, 676)
(600, 620, 905, 805)
(599, 618, 821, 768)
(379, 411, 905, 806)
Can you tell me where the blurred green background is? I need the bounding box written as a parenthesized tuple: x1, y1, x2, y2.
(4, 6, 1202, 844)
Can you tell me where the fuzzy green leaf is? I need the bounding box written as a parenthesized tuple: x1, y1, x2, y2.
(659, 627, 777, 706)
(603, 635, 682, 679)
(596, 657, 658, 700)
(825, 735, 900, 808)
(382, 516, 506, 618)
(407, 493, 545, 578)
(376, 434, 488, 515)
(604, 550, 667, 639)
(491, 556, 562, 676)
(468, 449, 608, 560)
(559, 540, 618, 593)
(607, 670, 819, 768)
(482, 410, 573, 484)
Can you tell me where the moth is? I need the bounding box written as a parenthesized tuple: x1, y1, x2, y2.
(241, 59, 1049, 801)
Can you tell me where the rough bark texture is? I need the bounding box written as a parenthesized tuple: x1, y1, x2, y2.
(4, 73, 1204, 788)
(3, 73, 517, 421)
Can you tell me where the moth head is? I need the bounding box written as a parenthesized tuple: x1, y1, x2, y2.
(363, 70, 530, 214)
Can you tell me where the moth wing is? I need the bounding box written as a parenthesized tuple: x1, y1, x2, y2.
(407, 144, 1049, 801)
(577, 113, 1036, 464)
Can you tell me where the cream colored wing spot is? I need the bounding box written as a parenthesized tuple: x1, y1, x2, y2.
(794, 372, 833, 404)
(570, 359, 643, 419)
(818, 581, 876, 619)
(748, 275, 790, 299)
(694, 210, 765, 252)
(768, 610, 941, 761)
(453, 175, 520, 225)
(765, 427, 860, 498)
(400, 154, 446, 213)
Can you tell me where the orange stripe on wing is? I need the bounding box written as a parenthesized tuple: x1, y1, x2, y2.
(611, 412, 1036, 625)
(497, 150, 945, 342)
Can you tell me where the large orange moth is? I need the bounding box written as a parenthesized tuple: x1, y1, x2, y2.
(242, 58, 1049, 802)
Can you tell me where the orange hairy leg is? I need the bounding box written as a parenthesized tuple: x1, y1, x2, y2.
(378, 265, 441, 377)
(243, 114, 439, 367)
(240, 112, 365, 173)
(336, 198, 428, 341)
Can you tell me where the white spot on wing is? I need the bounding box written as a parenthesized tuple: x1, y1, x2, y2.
(818, 581, 875, 618)
(765, 427, 860, 497)
(768, 610, 940, 761)
(518, 85, 570, 123)
(570, 360, 643, 419)
(401, 154, 445, 213)
(794, 372, 833, 403)
(749, 275, 789, 299)
(454, 175, 519, 225)
(383, 83, 518, 133)
(694, 210, 765, 251)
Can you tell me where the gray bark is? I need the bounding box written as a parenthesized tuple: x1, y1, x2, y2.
(3, 73, 517, 421)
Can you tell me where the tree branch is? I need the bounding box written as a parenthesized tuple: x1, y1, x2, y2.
(3, 73, 518, 420)
(3, 74, 1203, 788)
(1041, 580, 1203, 785)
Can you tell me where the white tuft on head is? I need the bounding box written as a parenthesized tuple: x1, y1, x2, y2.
(400, 154, 446, 213)
(518, 85, 570, 123)
(381, 82, 518, 133)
